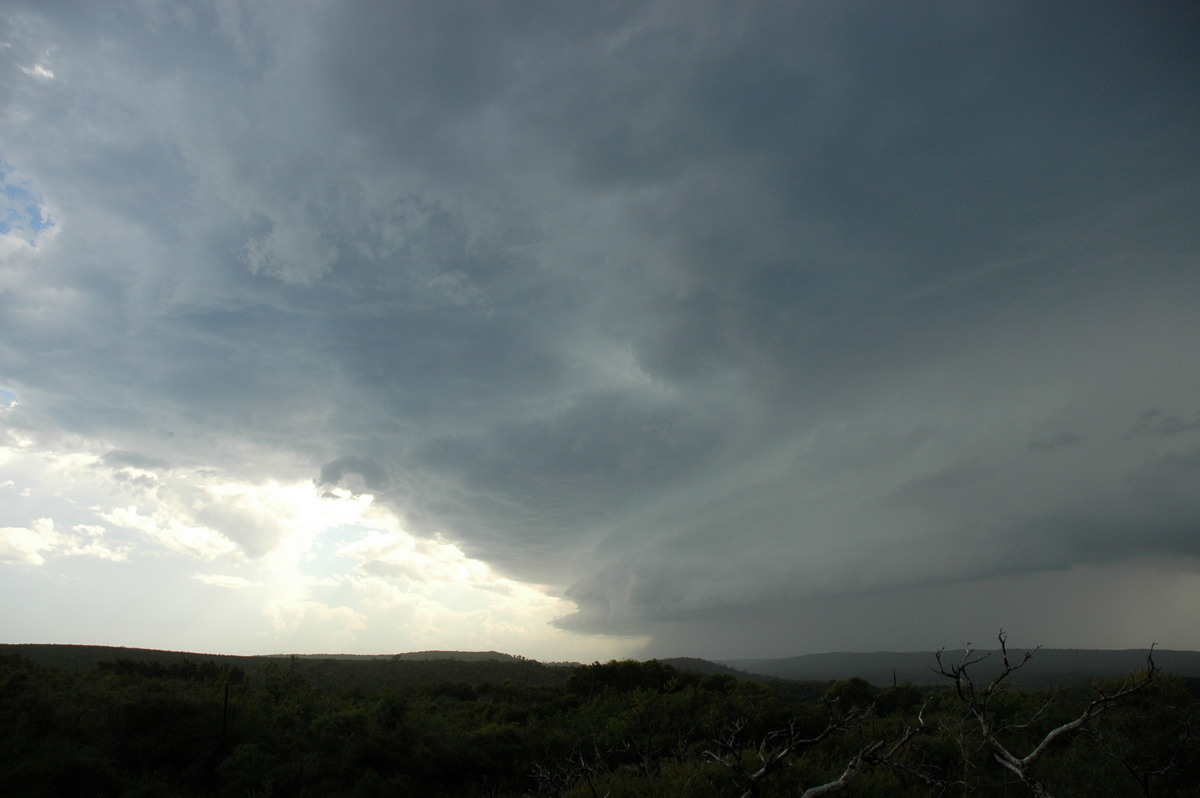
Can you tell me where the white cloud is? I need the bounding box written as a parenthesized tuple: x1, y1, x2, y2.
(0, 516, 127, 565)
(0, 422, 636, 658)
(263, 598, 368, 652)
(193, 572, 261, 589)
(63, 523, 130, 562)
(18, 47, 55, 80)
(331, 527, 649, 660)
(100, 505, 238, 560)
(0, 517, 59, 564)
(20, 62, 53, 79)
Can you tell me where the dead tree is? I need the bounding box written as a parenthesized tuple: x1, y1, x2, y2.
(934, 630, 1157, 798)
(704, 700, 940, 798)
(1085, 696, 1195, 797)
(863, 699, 962, 795)
(799, 744, 878, 798)
(526, 740, 611, 798)
(704, 711, 862, 798)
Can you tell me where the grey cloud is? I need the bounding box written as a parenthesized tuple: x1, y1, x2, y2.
(1133, 409, 1200, 438)
(359, 559, 423, 582)
(1026, 432, 1081, 452)
(319, 455, 390, 494)
(101, 450, 170, 471)
(408, 390, 722, 574)
(791, 424, 942, 479)
(106, 471, 159, 491)
(573, 3, 1200, 401)
(189, 510, 279, 560)
(2, 0, 1199, 653)
(1124, 447, 1200, 519)
(892, 460, 993, 499)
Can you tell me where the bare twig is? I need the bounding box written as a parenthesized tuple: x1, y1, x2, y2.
(705, 708, 865, 798)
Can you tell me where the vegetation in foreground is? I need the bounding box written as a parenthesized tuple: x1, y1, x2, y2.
(1, 637, 1197, 797)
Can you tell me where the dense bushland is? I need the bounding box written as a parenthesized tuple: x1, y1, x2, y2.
(0, 646, 1196, 797)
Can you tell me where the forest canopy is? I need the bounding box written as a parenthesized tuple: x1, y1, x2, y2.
(1, 640, 1196, 797)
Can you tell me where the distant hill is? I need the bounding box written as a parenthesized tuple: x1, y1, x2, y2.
(722, 648, 1199, 687)
(7, 643, 1196, 690)
(288, 650, 527, 662)
(3, 644, 526, 668)
(0, 644, 251, 672)
(0, 644, 571, 691)
(388, 650, 526, 662)
(658, 657, 764, 679)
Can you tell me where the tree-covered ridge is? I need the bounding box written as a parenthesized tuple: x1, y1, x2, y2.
(1, 644, 575, 691)
(725, 648, 1200, 687)
(1, 643, 1197, 797)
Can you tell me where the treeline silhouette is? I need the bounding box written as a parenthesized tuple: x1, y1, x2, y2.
(1, 646, 1196, 796)
(96, 657, 246, 684)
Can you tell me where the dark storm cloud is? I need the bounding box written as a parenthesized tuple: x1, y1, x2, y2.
(409, 390, 722, 573)
(2, 0, 1199, 652)
(102, 450, 170, 471)
(1025, 432, 1081, 453)
(319, 455, 390, 494)
(1133, 409, 1200, 438)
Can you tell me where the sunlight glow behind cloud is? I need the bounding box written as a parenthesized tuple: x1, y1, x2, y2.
(0, 426, 641, 659)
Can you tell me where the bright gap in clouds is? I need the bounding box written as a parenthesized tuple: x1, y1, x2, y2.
(0, 165, 52, 233)
(0, 163, 55, 261)
(0, 427, 644, 661)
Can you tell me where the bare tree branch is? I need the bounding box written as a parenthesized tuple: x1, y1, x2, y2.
(705, 712, 855, 798)
(865, 700, 963, 793)
(799, 742, 881, 797)
(934, 631, 1158, 798)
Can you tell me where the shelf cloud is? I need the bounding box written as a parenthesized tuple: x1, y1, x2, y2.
(1, 1, 1197, 658)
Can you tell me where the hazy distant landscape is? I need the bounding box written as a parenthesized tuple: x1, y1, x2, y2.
(6, 642, 1192, 688)
(723, 647, 1200, 686)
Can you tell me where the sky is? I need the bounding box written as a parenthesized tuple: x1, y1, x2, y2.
(1, 1, 1198, 662)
